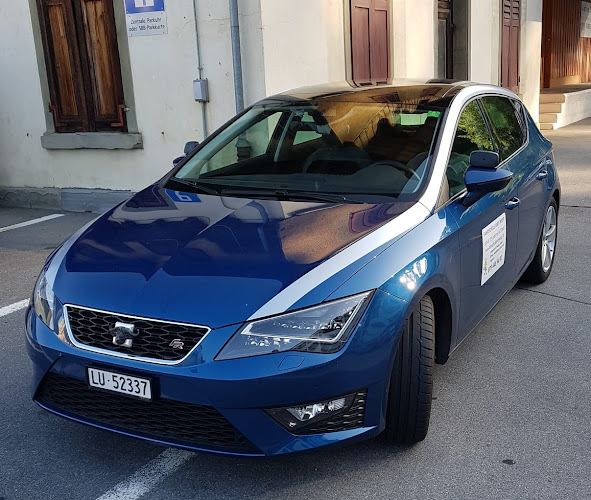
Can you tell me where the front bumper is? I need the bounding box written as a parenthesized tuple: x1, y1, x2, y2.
(25, 290, 408, 456)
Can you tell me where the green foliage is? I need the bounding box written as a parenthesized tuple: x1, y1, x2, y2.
(481, 98, 523, 161)
(457, 102, 493, 151)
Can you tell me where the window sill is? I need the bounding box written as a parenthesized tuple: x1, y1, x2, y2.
(41, 132, 143, 150)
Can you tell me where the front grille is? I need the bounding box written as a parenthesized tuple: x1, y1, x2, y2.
(294, 391, 367, 435)
(36, 373, 259, 453)
(66, 306, 209, 363)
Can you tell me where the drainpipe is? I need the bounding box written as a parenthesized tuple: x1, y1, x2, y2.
(229, 0, 251, 159)
(229, 0, 245, 113)
(192, 0, 208, 138)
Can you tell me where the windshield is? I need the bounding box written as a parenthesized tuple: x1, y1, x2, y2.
(173, 100, 443, 201)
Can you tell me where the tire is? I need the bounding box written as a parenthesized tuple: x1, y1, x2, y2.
(385, 295, 435, 445)
(522, 199, 558, 284)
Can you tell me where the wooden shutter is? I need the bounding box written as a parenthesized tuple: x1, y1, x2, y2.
(37, 0, 88, 132)
(351, 0, 390, 85)
(501, 0, 520, 93)
(369, 0, 390, 83)
(77, 0, 126, 131)
(437, 0, 453, 78)
(37, 0, 126, 132)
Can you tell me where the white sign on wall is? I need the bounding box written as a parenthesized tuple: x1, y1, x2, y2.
(125, 0, 168, 37)
(582, 1, 591, 38)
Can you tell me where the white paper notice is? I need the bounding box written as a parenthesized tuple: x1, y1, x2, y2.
(481, 213, 506, 285)
(126, 12, 168, 37)
(125, 0, 168, 37)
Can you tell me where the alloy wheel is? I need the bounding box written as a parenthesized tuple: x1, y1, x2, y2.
(541, 205, 557, 273)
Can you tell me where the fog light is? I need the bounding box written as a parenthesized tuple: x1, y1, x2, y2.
(287, 398, 346, 422)
(267, 393, 357, 432)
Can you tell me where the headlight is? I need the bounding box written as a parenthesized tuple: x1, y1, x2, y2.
(216, 292, 372, 361)
(33, 270, 56, 330)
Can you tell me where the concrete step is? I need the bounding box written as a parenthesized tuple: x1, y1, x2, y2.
(540, 123, 557, 131)
(540, 93, 566, 104)
(540, 102, 564, 114)
(539, 113, 559, 124)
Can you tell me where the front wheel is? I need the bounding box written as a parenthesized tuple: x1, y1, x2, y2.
(522, 199, 558, 284)
(385, 295, 435, 445)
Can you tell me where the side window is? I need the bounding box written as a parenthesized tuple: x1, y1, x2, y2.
(480, 96, 525, 162)
(293, 112, 323, 145)
(202, 112, 282, 173)
(446, 100, 493, 197)
(512, 99, 528, 137)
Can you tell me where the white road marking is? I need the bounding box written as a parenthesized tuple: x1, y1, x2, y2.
(0, 299, 30, 318)
(0, 213, 64, 233)
(96, 448, 193, 500)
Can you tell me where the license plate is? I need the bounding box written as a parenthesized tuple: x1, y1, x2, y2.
(88, 367, 152, 400)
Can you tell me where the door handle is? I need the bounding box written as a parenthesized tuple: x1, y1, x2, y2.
(505, 197, 520, 210)
(536, 170, 548, 180)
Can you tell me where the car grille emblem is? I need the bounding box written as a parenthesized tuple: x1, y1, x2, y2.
(169, 339, 185, 350)
(110, 322, 139, 348)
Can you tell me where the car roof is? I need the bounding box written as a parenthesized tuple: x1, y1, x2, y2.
(261, 80, 478, 109)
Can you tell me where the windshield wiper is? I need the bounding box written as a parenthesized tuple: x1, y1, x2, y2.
(170, 177, 220, 195)
(220, 188, 364, 204)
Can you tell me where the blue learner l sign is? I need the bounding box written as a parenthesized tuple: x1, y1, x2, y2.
(125, 0, 165, 14)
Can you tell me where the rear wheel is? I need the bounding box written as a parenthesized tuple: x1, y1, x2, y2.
(522, 199, 558, 284)
(385, 295, 435, 444)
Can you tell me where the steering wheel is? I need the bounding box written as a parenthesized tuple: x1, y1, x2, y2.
(369, 160, 422, 182)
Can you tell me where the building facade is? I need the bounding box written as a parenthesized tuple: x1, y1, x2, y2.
(0, 0, 589, 208)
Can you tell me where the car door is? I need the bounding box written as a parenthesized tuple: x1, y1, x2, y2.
(445, 98, 519, 342)
(480, 97, 549, 275)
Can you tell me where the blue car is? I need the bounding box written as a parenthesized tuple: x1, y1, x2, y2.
(26, 82, 560, 456)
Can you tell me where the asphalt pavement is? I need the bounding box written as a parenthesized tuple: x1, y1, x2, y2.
(1, 120, 590, 500)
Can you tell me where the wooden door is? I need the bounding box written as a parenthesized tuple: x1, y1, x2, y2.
(501, 0, 520, 93)
(350, 0, 390, 85)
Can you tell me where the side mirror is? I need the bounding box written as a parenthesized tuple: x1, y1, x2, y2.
(470, 150, 499, 169)
(173, 141, 200, 167)
(465, 165, 513, 195)
(184, 141, 200, 155)
(463, 151, 512, 204)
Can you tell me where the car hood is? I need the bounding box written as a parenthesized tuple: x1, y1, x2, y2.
(54, 185, 411, 328)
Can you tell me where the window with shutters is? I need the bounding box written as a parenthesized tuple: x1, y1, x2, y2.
(350, 0, 391, 85)
(437, 0, 453, 79)
(501, 0, 520, 93)
(36, 0, 127, 133)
